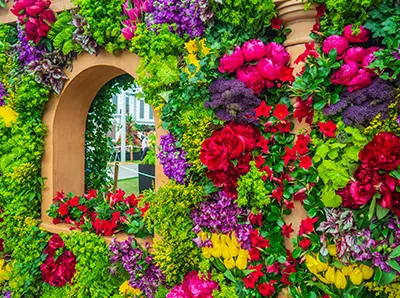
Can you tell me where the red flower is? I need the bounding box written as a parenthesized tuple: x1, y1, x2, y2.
(236, 65, 265, 94)
(255, 101, 272, 118)
(249, 211, 263, 226)
(277, 66, 295, 82)
(250, 229, 270, 249)
(282, 223, 294, 238)
(273, 104, 289, 120)
(284, 200, 294, 210)
(52, 218, 61, 225)
(249, 248, 260, 261)
(258, 280, 276, 297)
(218, 46, 244, 73)
(83, 189, 97, 199)
(294, 189, 307, 204)
(266, 263, 279, 274)
(294, 96, 314, 125)
(257, 137, 269, 154)
(282, 146, 297, 166)
(299, 238, 311, 250)
(241, 39, 267, 62)
(272, 187, 283, 203)
(343, 25, 370, 43)
(322, 35, 349, 60)
(276, 121, 291, 133)
(41, 249, 76, 287)
(299, 217, 318, 236)
(293, 134, 311, 155)
(359, 132, 400, 171)
(317, 121, 337, 138)
(243, 275, 258, 289)
(53, 191, 66, 201)
(271, 18, 283, 30)
(78, 205, 88, 213)
(57, 204, 69, 217)
(139, 204, 149, 216)
(294, 42, 320, 64)
(67, 196, 79, 207)
(299, 155, 312, 170)
(255, 154, 266, 170)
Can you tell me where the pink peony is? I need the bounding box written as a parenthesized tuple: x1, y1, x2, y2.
(265, 42, 290, 66)
(257, 58, 279, 81)
(218, 46, 245, 73)
(330, 60, 358, 86)
(361, 48, 379, 69)
(347, 68, 372, 92)
(26, 1, 46, 16)
(166, 285, 191, 298)
(322, 35, 349, 60)
(236, 65, 265, 93)
(241, 39, 266, 62)
(167, 271, 219, 298)
(343, 25, 370, 43)
(344, 47, 365, 63)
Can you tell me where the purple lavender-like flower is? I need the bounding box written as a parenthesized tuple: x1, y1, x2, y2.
(191, 190, 252, 250)
(15, 26, 44, 67)
(158, 132, 191, 184)
(109, 237, 166, 298)
(145, 0, 209, 37)
(2, 291, 11, 298)
(393, 46, 400, 60)
(0, 82, 7, 106)
(206, 79, 261, 125)
(323, 78, 399, 127)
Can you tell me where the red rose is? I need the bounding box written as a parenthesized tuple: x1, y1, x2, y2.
(330, 61, 358, 86)
(343, 25, 370, 43)
(359, 132, 400, 171)
(218, 46, 244, 73)
(236, 65, 265, 94)
(25, 17, 40, 42)
(241, 39, 267, 62)
(322, 35, 349, 60)
(257, 58, 279, 81)
(344, 47, 366, 63)
(258, 280, 276, 297)
(48, 234, 65, 250)
(265, 42, 290, 66)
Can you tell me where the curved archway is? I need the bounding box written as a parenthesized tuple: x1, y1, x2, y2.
(41, 50, 167, 225)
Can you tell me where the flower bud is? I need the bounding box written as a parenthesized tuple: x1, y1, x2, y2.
(335, 270, 347, 289)
(235, 250, 248, 270)
(325, 266, 336, 284)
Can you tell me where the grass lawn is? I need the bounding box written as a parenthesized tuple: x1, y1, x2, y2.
(118, 177, 139, 196)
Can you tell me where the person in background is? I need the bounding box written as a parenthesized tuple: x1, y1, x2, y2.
(140, 131, 149, 160)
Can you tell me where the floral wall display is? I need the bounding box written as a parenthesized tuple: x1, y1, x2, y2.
(0, 0, 399, 298)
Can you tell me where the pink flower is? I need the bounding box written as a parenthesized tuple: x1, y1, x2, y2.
(343, 25, 370, 43)
(322, 35, 349, 60)
(344, 47, 365, 63)
(167, 271, 219, 298)
(362, 51, 378, 69)
(330, 61, 358, 86)
(122, 26, 136, 40)
(26, 1, 46, 17)
(126, 7, 141, 21)
(166, 285, 191, 298)
(347, 68, 372, 92)
(236, 65, 265, 93)
(257, 58, 278, 81)
(218, 46, 245, 73)
(265, 42, 290, 66)
(241, 39, 266, 62)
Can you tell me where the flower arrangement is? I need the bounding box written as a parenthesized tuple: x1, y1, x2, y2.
(47, 190, 151, 237)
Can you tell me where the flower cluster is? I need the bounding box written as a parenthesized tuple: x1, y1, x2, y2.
(200, 122, 260, 198)
(158, 132, 191, 184)
(109, 238, 166, 298)
(206, 79, 260, 124)
(218, 40, 294, 93)
(121, 0, 151, 40)
(11, 0, 56, 44)
(337, 132, 400, 211)
(145, 0, 208, 38)
(166, 271, 219, 298)
(14, 25, 44, 67)
(47, 189, 151, 237)
(40, 234, 77, 287)
(324, 78, 399, 127)
(0, 83, 7, 107)
(323, 25, 378, 92)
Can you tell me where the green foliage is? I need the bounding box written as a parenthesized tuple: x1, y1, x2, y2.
(41, 231, 121, 298)
(130, 23, 184, 109)
(236, 162, 271, 209)
(143, 182, 204, 284)
(47, 11, 82, 55)
(312, 122, 369, 207)
(73, 0, 127, 53)
(85, 74, 133, 191)
(141, 132, 156, 165)
(210, 0, 276, 36)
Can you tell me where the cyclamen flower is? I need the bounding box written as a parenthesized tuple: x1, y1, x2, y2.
(109, 238, 166, 298)
(206, 79, 261, 124)
(158, 132, 191, 184)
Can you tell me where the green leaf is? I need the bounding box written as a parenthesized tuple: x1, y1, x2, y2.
(328, 48, 337, 62)
(376, 204, 390, 220)
(379, 270, 396, 286)
(314, 100, 326, 110)
(368, 194, 377, 221)
(390, 246, 400, 259)
(224, 270, 236, 282)
(321, 189, 342, 208)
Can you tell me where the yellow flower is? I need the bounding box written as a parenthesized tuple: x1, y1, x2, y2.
(359, 264, 374, 280)
(221, 243, 231, 259)
(211, 234, 221, 246)
(0, 106, 17, 127)
(306, 254, 328, 275)
(200, 39, 210, 55)
(325, 266, 336, 284)
(335, 270, 347, 289)
(350, 267, 363, 286)
(199, 231, 208, 242)
(231, 232, 241, 248)
(341, 265, 355, 277)
(224, 257, 235, 270)
(119, 280, 142, 296)
(185, 40, 198, 54)
(211, 234, 222, 258)
(235, 249, 248, 270)
(228, 241, 239, 257)
(328, 244, 337, 257)
(202, 247, 212, 259)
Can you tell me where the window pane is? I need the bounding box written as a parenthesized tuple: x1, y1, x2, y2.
(139, 99, 144, 119)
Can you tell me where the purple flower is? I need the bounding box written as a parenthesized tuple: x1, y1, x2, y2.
(2, 291, 11, 298)
(158, 132, 191, 184)
(393, 46, 400, 60)
(206, 79, 261, 124)
(14, 25, 44, 67)
(0, 83, 7, 106)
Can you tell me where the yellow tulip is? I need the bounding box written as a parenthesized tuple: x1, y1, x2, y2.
(199, 231, 208, 242)
(328, 244, 337, 257)
(236, 250, 248, 270)
(325, 266, 336, 284)
(211, 245, 222, 258)
(221, 243, 231, 259)
(315, 255, 329, 273)
(221, 234, 231, 246)
(350, 267, 363, 286)
(341, 265, 355, 277)
(228, 241, 239, 257)
(202, 247, 212, 259)
(315, 274, 330, 284)
(224, 257, 235, 270)
(359, 264, 374, 280)
(231, 232, 241, 248)
(305, 254, 319, 275)
(335, 270, 347, 289)
(211, 234, 221, 246)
